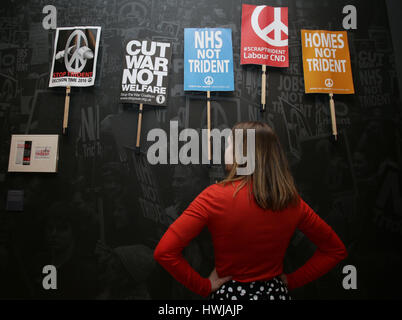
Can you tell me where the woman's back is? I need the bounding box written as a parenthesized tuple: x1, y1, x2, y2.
(206, 180, 300, 282)
(154, 121, 347, 298)
(157, 179, 347, 297)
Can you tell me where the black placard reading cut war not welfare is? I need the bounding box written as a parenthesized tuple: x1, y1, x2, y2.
(120, 40, 172, 106)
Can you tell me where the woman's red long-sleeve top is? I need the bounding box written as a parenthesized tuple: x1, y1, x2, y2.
(154, 180, 348, 297)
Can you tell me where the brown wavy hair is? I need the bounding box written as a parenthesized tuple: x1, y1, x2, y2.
(218, 121, 300, 211)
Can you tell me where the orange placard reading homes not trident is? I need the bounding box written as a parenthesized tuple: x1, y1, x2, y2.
(301, 30, 354, 141)
(301, 29, 354, 94)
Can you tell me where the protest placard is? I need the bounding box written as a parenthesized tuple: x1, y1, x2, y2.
(120, 40, 172, 106)
(184, 28, 234, 160)
(301, 30, 354, 94)
(120, 40, 172, 152)
(301, 29, 355, 139)
(184, 28, 234, 91)
(49, 26, 101, 134)
(241, 4, 288, 111)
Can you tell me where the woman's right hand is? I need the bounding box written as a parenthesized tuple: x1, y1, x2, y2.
(279, 273, 288, 287)
(208, 268, 232, 293)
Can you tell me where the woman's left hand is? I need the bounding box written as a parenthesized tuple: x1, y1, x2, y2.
(208, 268, 232, 293)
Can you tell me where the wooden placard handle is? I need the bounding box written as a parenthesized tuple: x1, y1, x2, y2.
(329, 93, 337, 141)
(136, 103, 144, 150)
(261, 65, 267, 111)
(207, 91, 211, 161)
(63, 86, 71, 135)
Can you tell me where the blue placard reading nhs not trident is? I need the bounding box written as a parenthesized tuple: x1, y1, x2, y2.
(184, 28, 234, 91)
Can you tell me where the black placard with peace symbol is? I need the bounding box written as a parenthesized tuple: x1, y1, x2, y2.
(49, 26, 101, 87)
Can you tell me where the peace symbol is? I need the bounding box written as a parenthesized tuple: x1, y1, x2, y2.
(156, 95, 166, 104)
(204, 76, 214, 85)
(325, 78, 334, 88)
(64, 30, 89, 73)
(251, 6, 288, 47)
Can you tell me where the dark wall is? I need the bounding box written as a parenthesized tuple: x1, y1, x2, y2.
(0, 0, 401, 300)
(386, 0, 402, 100)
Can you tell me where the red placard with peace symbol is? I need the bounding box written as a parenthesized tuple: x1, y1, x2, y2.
(241, 4, 289, 67)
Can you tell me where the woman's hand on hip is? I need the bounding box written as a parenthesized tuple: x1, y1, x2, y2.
(208, 268, 232, 293)
(279, 273, 288, 287)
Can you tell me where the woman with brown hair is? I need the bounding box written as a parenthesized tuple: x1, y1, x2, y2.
(154, 121, 347, 300)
